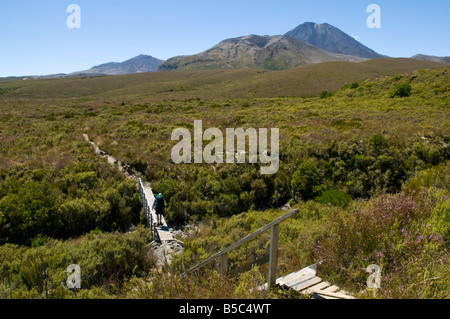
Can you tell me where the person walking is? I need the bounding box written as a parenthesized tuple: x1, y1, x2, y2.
(153, 193, 165, 226)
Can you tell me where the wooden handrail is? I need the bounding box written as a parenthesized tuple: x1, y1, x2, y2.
(184, 208, 299, 288)
(138, 178, 157, 240)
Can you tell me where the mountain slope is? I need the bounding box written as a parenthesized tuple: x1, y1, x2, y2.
(411, 54, 450, 64)
(72, 54, 164, 76)
(285, 22, 383, 59)
(159, 34, 365, 71)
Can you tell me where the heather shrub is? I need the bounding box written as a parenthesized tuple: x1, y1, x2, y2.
(315, 190, 449, 298)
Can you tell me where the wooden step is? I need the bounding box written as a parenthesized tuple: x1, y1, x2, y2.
(292, 276, 323, 292)
(276, 264, 355, 299)
(277, 265, 316, 285)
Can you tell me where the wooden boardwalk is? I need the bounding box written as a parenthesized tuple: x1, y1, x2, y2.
(275, 263, 354, 299)
(138, 178, 175, 243)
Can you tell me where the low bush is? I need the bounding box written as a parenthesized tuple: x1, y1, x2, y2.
(390, 84, 412, 98)
(315, 189, 352, 208)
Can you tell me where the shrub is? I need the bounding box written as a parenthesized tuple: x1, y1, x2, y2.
(30, 234, 48, 248)
(403, 161, 450, 194)
(320, 91, 333, 99)
(315, 189, 352, 208)
(431, 197, 450, 242)
(291, 158, 322, 201)
(390, 84, 412, 98)
(369, 134, 389, 153)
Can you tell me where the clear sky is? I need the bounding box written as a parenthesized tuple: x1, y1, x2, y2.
(1, 0, 449, 77)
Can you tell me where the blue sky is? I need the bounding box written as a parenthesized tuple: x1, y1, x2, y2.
(1, 0, 449, 77)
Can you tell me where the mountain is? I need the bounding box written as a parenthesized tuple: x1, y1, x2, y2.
(411, 54, 450, 64)
(71, 54, 164, 76)
(285, 22, 383, 59)
(159, 34, 365, 71)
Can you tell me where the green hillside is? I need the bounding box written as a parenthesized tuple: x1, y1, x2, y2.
(0, 62, 448, 299)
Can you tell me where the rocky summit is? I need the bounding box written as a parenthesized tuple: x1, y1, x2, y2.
(285, 22, 383, 59)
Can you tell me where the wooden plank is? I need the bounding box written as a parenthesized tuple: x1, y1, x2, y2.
(322, 285, 340, 293)
(282, 273, 316, 288)
(304, 281, 331, 295)
(312, 293, 339, 300)
(313, 290, 355, 300)
(277, 266, 316, 285)
(268, 224, 280, 288)
(292, 276, 322, 292)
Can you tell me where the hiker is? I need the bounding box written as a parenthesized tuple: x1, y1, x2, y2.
(153, 193, 165, 226)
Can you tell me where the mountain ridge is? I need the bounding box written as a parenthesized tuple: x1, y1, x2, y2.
(411, 54, 450, 64)
(159, 34, 366, 71)
(73, 54, 165, 76)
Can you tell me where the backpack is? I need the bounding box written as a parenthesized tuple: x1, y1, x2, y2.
(154, 195, 164, 210)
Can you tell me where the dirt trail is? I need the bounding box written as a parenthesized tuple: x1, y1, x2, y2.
(82, 134, 135, 179)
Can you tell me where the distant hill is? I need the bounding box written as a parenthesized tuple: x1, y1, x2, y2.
(411, 54, 450, 64)
(2, 58, 446, 100)
(285, 22, 383, 59)
(72, 54, 165, 76)
(159, 34, 365, 71)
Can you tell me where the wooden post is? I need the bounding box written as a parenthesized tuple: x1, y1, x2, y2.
(268, 223, 280, 288)
(220, 253, 228, 276)
(149, 206, 153, 230)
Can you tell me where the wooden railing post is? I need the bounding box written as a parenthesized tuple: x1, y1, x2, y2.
(268, 223, 280, 288)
